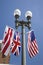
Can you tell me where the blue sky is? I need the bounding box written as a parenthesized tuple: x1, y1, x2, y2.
(0, 0, 43, 65)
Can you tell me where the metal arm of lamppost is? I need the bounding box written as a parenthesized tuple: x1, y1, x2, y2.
(14, 9, 32, 65)
(15, 20, 31, 29)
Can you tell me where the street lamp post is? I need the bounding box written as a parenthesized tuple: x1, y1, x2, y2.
(14, 9, 32, 65)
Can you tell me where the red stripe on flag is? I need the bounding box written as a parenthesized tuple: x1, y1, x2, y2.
(2, 28, 10, 44)
(11, 39, 20, 53)
(2, 38, 10, 54)
(29, 47, 34, 58)
(31, 42, 38, 54)
(2, 29, 12, 54)
(11, 44, 17, 53)
(30, 44, 36, 55)
(32, 41, 38, 53)
(27, 37, 34, 58)
(33, 40, 38, 50)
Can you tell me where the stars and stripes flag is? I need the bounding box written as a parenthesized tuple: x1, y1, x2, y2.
(27, 30, 39, 58)
(11, 32, 21, 56)
(1, 26, 14, 56)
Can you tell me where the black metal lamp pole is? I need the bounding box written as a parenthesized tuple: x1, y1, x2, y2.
(14, 9, 32, 65)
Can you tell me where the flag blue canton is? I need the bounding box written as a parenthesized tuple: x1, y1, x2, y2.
(31, 31, 35, 41)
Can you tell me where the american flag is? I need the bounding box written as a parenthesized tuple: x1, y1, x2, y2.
(27, 30, 39, 58)
(11, 32, 21, 56)
(1, 26, 14, 56)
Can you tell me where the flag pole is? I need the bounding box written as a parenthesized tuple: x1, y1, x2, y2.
(14, 9, 32, 65)
(22, 24, 26, 65)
